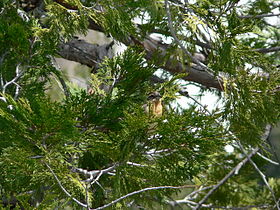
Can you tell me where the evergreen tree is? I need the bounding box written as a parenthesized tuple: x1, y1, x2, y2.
(0, 0, 280, 209)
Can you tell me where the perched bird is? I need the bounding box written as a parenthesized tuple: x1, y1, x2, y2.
(142, 91, 163, 137)
(144, 91, 163, 117)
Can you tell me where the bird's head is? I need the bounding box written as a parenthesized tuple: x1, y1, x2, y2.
(147, 91, 161, 102)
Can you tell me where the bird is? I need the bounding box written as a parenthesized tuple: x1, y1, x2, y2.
(144, 91, 163, 117)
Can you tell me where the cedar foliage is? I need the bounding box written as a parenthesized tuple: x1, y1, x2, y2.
(0, 0, 280, 209)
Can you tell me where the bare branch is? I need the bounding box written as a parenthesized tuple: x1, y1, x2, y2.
(57, 38, 114, 69)
(257, 152, 280, 166)
(14, 64, 21, 100)
(253, 46, 280, 53)
(167, 186, 213, 206)
(51, 0, 224, 91)
(52, 0, 224, 91)
(194, 147, 260, 210)
(93, 185, 196, 210)
(195, 40, 213, 50)
(168, 198, 270, 209)
(239, 13, 280, 19)
(126, 161, 147, 167)
(142, 38, 224, 90)
(73, 164, 117, 183)
(58, 37, 223, 90)
(2, 64, 25, 95)
(236, 141, 280, 210)
(54, 1, 279, 92)
(90, 170, 103, 185)
(185, 186, 214, 200)
(45, 163, 88, 208)
(77, 177, 91, 210)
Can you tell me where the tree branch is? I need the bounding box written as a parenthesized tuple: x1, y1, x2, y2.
(194, 147, 260, 210)
(253, 46, 280, 53)
(93, 185, 196, 210)
(45, 163, 88, 208)
(167, 186, 213, 206)
(58, 37, 223, 90)
(2, 64, 25, 96)
(54, 0, 279, 92)
(239, 13, 280, 19)
(53, 0, 223, 90)
(257, 152, 280, 165)
(57, 38, 114, 69)
(236, 141, 280, 210)
(73, 164, 117, 183)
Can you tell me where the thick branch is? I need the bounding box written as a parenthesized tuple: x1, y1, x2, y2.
(52, 0, 223, 90)
(54, 0, 277, 92)
(58, 38, 223, 90)
(57, 38, 114, 69)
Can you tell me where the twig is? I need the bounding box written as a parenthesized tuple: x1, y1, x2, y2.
(185, 94, 211, 115)
(14, 64, 22, 99)
(93, 185, 196, 210)
(169, 198, 270, 209)
(253, 46, 280, 53)
(239, 13, 280, 19)
(194, 147, 260, 210)
(91, 170, 103, 185)
(77, 177, 90, 209)
(257, 152, 279, 165)
(126, 161, 147, 167)
(185, 186, 213, 200)
(236, 141, 280, 210)
(50, 56, 70, 98)
(73, 164, 117, 182)
(74, 164, 117, 177)
(167, 186, 213, 206)
(45, 163, 88, 208)
(201, 204, 270, 209)
(236, 125, 279, 210)
(2, 64, 25, 94)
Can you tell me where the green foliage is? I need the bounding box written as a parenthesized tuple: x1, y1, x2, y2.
(198, 152, 280, 207)
(1, 0, 280, 209)
(103, 47, 154, 96)
(0, 5, 31, 87)
(93, 0, 167, 41)
(0, 4, 61, 98)
(223, 66, 280, 145)
(0, 84, 225, 208)
(45, 0, 90, 40)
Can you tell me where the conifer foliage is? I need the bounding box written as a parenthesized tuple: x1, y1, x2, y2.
(0, 0, 280, 209)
